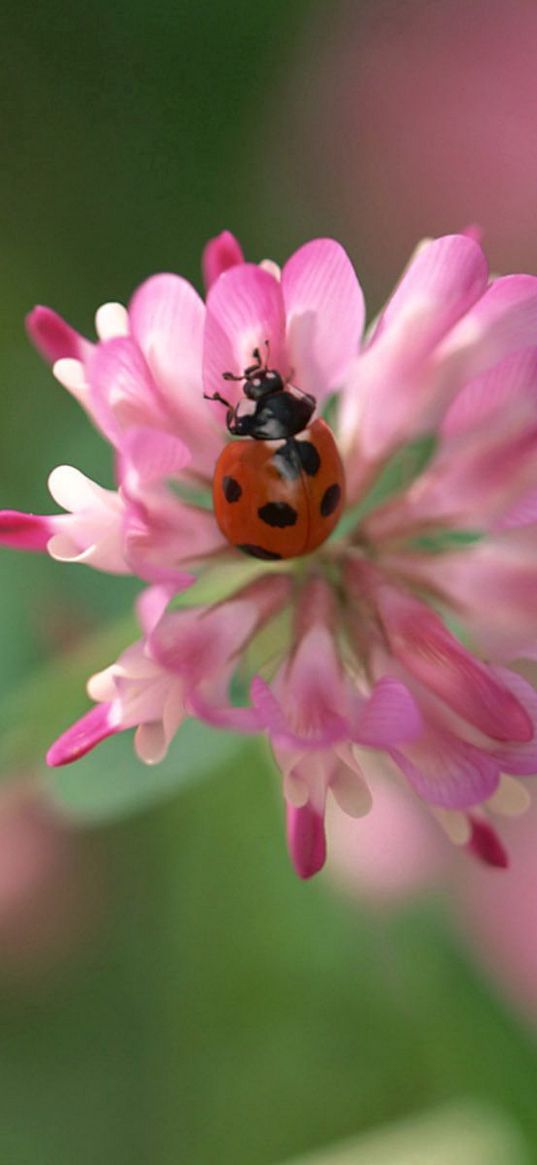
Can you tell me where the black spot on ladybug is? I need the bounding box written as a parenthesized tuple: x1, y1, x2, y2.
(320, 483, 342, 517)
(222, 475, 242, 503)
(258, 501, 298, 528)
(297, 441, 321, 476)
(236, 543, 283, 560)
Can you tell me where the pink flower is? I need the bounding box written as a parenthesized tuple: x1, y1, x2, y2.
(4, 229, 537, 877)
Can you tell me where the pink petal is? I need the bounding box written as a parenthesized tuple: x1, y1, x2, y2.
(489, 668, 537, 776)
(391, 734, 500, 809)
(123, 500, 226, 585)
(281, 238, 365, 399)
(379, 589, 533, 743)
(150, 596, 260, 680)
(47, 703, 118, 766)
(0, 511, 55, 552)
(437, 274, 537, 385)
(250, 675, 289, 737)
(326, 769, 445, 902)
(495, 488, 537, 531)
(202, 230, 245, 292)
(128, 273, 205, 408)
(340, 235, 489, 464)
(391, 530, 537, 660)
(136, 584, 177, 637)
(441, 347, 537, 439)
(373, 234, 489, 350)
(365, 417, 537, 542)
(187, 691, 261, 733)
(86, 337, 168, 444)
(330, 747, 372, 818)
(129, 274, 224, 475)
(468, 817, 509, 869)
(26, 306, 91, 364)
(353, 677, 422, 746)
(119, 425, 191, 492)
(286, 802, 327, 879)
(203, 264, 287, 404)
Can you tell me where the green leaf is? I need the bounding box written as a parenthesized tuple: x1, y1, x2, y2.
(408, 530, 484, 554)
(41, 718, 246, 824)
(280, 1103, 529, 1165)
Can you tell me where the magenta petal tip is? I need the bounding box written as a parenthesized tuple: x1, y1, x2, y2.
(468, 817, 509, 869)
(0, 510, 53, 552)
(47, 704, 117, 767)
(26, 305, 87, 364)
(287, 803, 327, 879)
(201, 230, 245, 292)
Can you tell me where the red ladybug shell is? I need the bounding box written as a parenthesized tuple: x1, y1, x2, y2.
(212, 418, 345, 560)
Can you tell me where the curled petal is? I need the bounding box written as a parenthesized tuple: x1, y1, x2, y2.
(330, 747, 373, 818)
(53, 357, 89, 408)
(95, 302, 129, 341)
(47, 466, 128, 574)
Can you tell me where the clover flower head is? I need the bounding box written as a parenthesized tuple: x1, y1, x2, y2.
(4, 228, 537, 877)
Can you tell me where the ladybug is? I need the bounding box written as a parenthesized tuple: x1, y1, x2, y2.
(205, 344, 345, 560)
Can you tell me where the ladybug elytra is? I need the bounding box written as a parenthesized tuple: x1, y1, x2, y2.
(205, 345, 345, 561)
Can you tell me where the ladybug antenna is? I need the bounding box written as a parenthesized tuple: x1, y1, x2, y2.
(204, 390, 233, 409)
(222, 340, 273, 383)
(243, 340, 271, 378)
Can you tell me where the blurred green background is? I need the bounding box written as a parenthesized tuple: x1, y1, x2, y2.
(1, 0, 537, 1161)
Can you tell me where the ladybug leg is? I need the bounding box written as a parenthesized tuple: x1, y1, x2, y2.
(203, 390, 233, 408)
(222, 370, 246, 383)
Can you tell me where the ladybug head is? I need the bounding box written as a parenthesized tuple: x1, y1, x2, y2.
(243, 367, 284, 400)
(222, 343, 285, 401)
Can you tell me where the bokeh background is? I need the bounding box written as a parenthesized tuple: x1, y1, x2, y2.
(2, 0, 537, 1161)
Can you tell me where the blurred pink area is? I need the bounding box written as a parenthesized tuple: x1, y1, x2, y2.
(326, 767, 447, 904)
(327, 776, 537, 1027)
(455, 802, 537, 1024)
(0, 785, 103, 976)
(279, 0, 537, 296)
